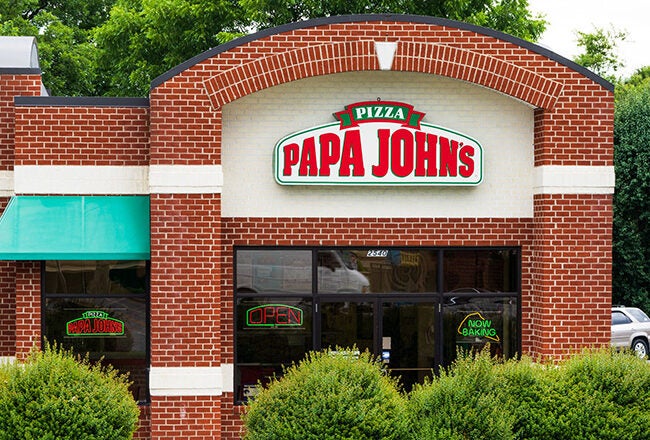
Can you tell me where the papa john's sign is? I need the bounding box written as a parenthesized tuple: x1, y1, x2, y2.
(273, 101, 483, 186)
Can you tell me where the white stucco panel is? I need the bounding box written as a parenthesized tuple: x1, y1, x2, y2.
(222, 71, 535, 218)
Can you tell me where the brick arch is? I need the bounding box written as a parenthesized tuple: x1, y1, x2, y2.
(203, 39, 564, 110)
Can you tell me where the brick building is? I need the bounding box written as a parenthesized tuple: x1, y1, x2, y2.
(0, 15, 614, 439)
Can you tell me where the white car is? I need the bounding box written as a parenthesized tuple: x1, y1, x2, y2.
(611, 306, 650, 358)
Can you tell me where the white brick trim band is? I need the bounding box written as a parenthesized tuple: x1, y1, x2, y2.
(11, 165, 224, 195)
(149, 365, 233, 397)
(0, 356, 16, 365)
(149, 165, 223, 194)
(534, 165, 615, 194)
(14, 165, 149, 194)
(0, 171, 13, 196)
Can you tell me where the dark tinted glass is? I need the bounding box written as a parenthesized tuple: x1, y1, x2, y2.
(612, 311, 632, 325)
(43, 260, 148, 295)
(442, 296, 518, 365)
(236, 297, 313, 401)
(44, 297, 146, 359)
(443, 249, 518, 293)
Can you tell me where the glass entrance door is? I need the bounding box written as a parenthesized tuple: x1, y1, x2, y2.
(320, 301, 374, 353)
(318, 297, 438, 391)
(382, 301, 437, 390)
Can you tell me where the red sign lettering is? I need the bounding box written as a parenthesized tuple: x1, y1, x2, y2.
(246, 304, 303, 327)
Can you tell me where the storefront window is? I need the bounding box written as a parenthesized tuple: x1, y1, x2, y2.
(236, 249, 312, 293)
(235, 247, 520, 403)
(442, 296, 518, 365)
(236, 297, 312, 401)
(317, 249, 437, 293)
(42, 260, 149, 403)
(443, 249, 518, 293)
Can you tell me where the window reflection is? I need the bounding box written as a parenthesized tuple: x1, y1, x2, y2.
(318, 249, 436, 293)
(44, 260, 147, 295)
(236, 250, 311, 293)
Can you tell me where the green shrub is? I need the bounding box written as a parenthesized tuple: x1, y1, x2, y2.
(0, 343, 139, 440)
(409, 347, 650, 440)
(242, 348, 409, 440)
(536, 349, 650, 440)
(408, 349, 516, 440)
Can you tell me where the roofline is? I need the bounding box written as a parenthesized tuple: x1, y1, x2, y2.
(150, 14, 614, 92)
(15, 96, 149, 107)
(0, 67, 41, 75)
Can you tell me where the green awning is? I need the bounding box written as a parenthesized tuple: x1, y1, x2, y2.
(0, 196, 150, 260)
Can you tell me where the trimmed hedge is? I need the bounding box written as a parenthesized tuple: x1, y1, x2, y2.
(242, 348, 410, 440)
(409, 348, 650, 440)
(0, 343, 139, 440)
(244, 347, 650, 440)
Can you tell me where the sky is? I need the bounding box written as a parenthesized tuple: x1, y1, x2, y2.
(527, 0, 650, 78)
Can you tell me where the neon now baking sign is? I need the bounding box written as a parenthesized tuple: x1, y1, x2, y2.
(274, 101, 483, 185)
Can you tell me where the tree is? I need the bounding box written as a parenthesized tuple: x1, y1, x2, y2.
(573, 26, 627, 81)
(615, 66, 650, 104)
(241, 0, 546, 41)
(0, 0, 116, 96)
(613, 80, 650, 311)
(96, 0, 546, 96)
(93, 0, 247, 96)
(4, 1, 547, 96)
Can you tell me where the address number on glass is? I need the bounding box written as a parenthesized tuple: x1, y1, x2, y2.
(367, 250, 389, 257)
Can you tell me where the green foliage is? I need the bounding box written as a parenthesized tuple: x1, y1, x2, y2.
(2, 0, 547, 96)
(0, 342, 139, 440)
(408, 350, 516, 440)
(0, 0, 113, 96)
(242, 0, 546, 41)
(409, 348, 650, 440)
(616, 66, 650, 106)
(243, 347, 650, 440)
(573, 25, 627, 82)
(613, 81, 650, 311)
(93, 0, 247, 96)
(542, 350, 650, 439)
(242, 348, 410, 440)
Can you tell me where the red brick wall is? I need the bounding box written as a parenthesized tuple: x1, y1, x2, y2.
(0, 196, 15, 357)
(14, 260, 40, 359)
(145, 17, 613, 439)
(150, 396, 221, 439)
(148, 194, 223, 439)
(3, 16, 613, 440)
(13, 105, 149, 166)
(0, 73, 41, 357)
(152, 20, 613, 170)
(530, 194, 613, 357)
(149, 194, 222, 368)
(0, 73, 42, 170)
(134, 406, 151, 440)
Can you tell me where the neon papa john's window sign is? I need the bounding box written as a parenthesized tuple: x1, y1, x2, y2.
(274, 101, 483, 186)
(246, 304, 303, 328)
(66, 311, 125, 337)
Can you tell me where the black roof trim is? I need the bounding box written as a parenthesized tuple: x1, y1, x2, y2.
(15, 96, 150, 107)
(150, 14, 614, 93)
(0, 67, 41, 75)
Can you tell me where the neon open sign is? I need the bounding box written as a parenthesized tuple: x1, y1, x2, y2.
(246, 304, 303, 327)
(66, 310, 125, 337)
